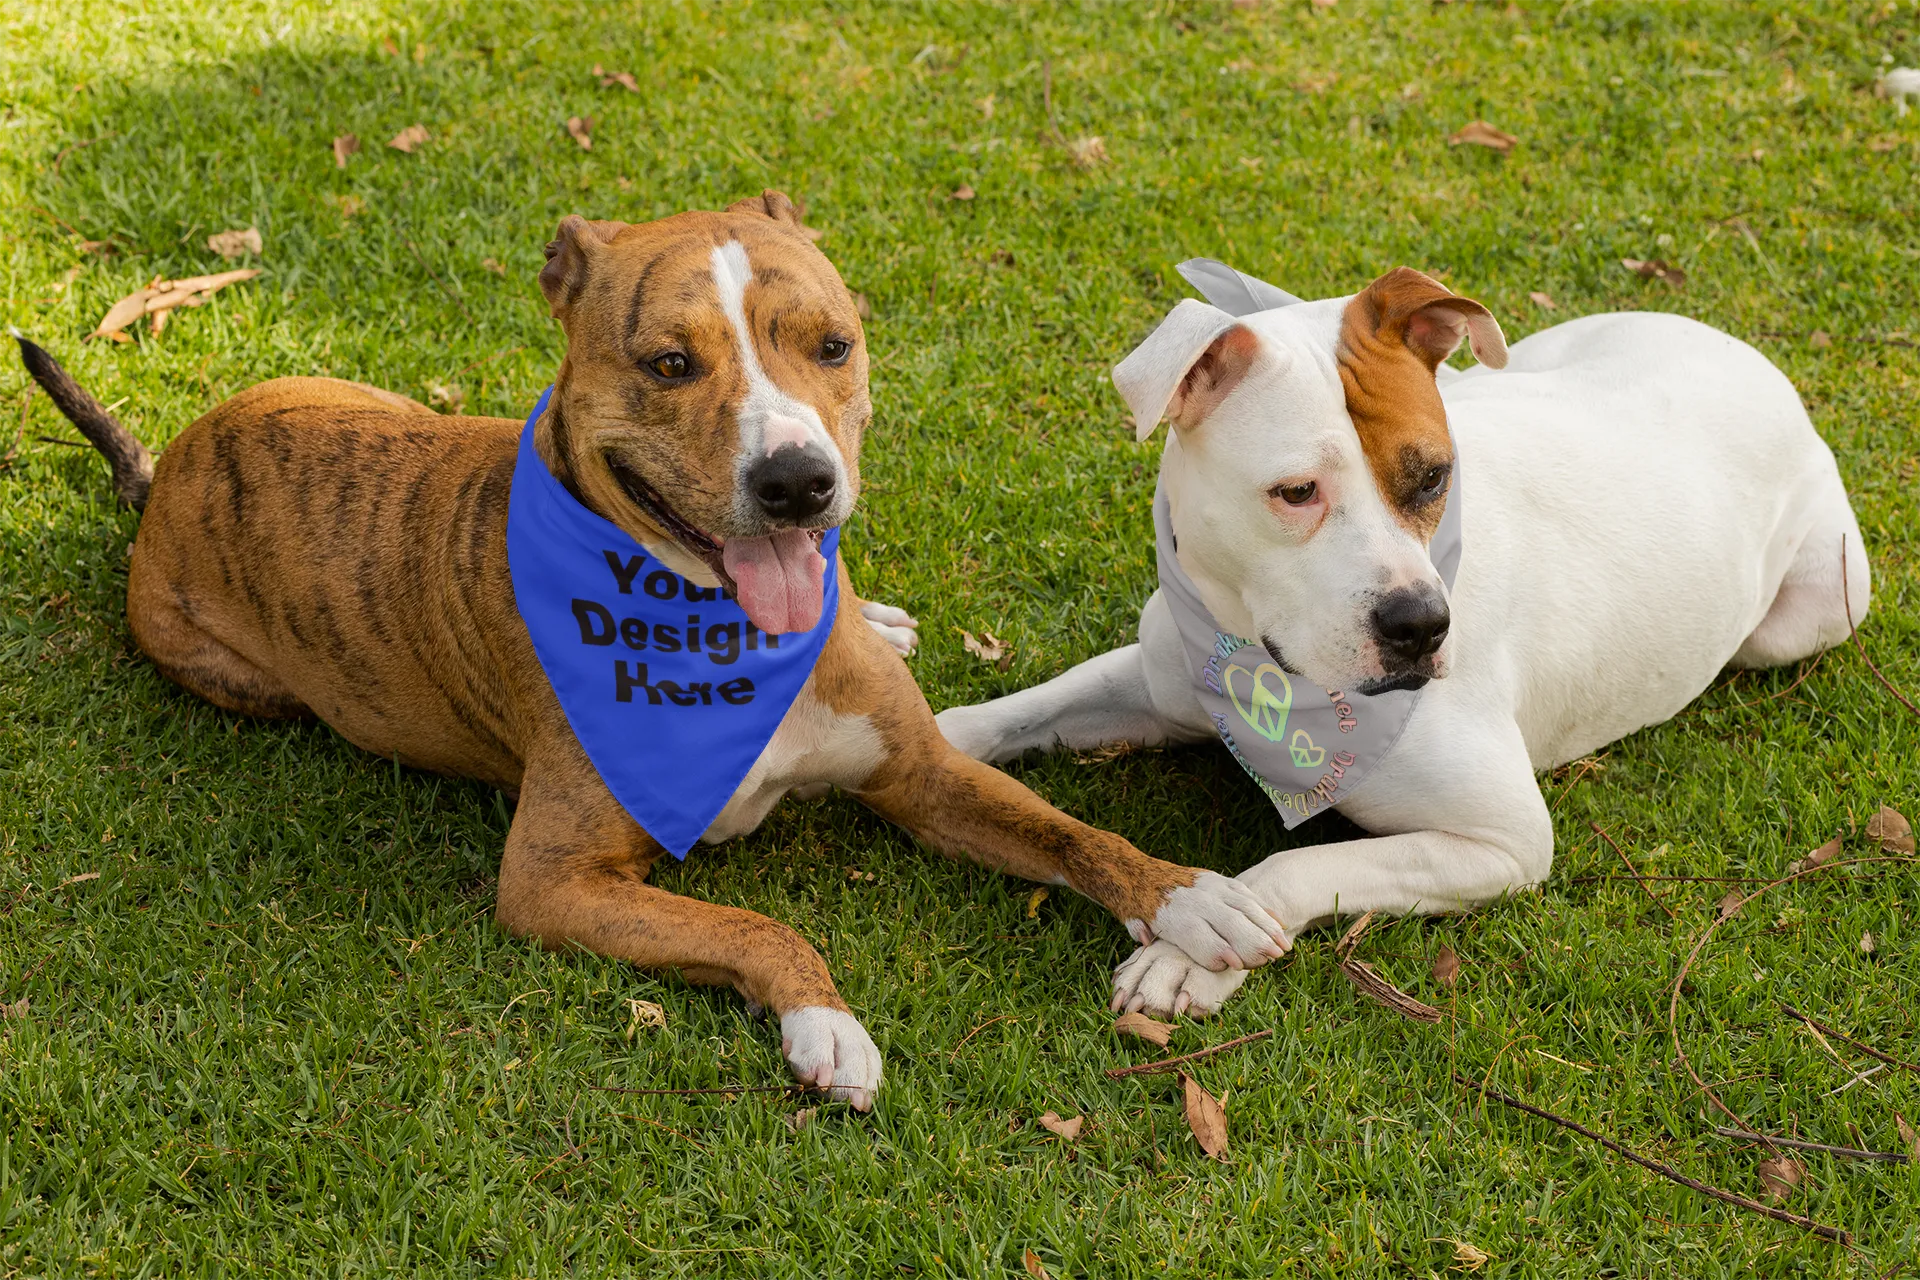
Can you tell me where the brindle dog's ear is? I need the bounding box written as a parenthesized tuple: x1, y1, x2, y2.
(726, 189, 805, 230)
(538, 215, 628, 318)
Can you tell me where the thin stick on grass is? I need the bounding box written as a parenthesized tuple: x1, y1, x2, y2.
(1103, 1030, 1273, 1079)
(1778, 1002, 1920, 1077)
(1455, 1074, 1852, 1246)
(588, 1082, 802, 1098)
(1842, 535, 1919, 719)
(1592, 822, 1677, 919)
(1710, 1126, 1910, 1164)
(1668, 856, 1919, 1149)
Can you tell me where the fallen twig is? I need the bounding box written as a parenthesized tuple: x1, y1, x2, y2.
(1329, 911, 1443, 1022)
(1103, 1030, 1273, 1079)
(1843, 536, 1919, 719)
(1779, 1002, 1920, 1078)
(1592, 822, 1677, 919)
(1711, 1126, 1910, 1164)
(587, 1082, 802, 1098)
(1669, 856, 1918, 1149)
(1567, 874, 1774, 886)
(617, 1112, 709, 1149)
(1455, 1074, 1852, 1246)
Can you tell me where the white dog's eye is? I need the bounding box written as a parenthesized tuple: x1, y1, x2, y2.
(1269, 481, 1317, 506)
(1420, 466, 1448, 493)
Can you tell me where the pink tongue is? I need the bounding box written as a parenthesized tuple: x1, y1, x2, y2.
(722, 530, 827, 635)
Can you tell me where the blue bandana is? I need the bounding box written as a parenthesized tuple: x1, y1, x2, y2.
(505, 388, 840, 857)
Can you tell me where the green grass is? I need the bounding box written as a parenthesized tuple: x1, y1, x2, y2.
(3, 0, 1918, 1275)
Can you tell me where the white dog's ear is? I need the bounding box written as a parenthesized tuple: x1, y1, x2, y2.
(1112, 299, 1261, 441)
(1355, 267, 1508, 371)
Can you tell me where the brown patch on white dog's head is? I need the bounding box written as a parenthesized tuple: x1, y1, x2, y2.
(1337, 267, 1507, 539)
(1113, 298, 1260, 441)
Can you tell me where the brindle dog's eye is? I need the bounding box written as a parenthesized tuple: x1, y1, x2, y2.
(820, 338, 851, 366)
(1420, 465, 1450, 493)
(648, 352, 692, 380)
(1271, 481, 1317, 507)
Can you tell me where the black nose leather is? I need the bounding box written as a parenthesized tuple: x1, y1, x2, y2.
(747, 445, 837, 521)
(1371, 585, 1450, 665)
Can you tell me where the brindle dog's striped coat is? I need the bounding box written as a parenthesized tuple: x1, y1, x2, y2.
(20, 193, 1290, 1108)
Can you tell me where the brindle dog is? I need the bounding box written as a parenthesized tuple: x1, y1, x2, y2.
(19, 193, 1289, 1109)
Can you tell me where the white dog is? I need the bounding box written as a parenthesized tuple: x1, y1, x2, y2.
(937, 261, 1870, 1018)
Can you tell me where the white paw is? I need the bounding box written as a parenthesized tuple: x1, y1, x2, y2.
(1111, 940, 1250, 1018)
(860, 600, 919, 656)
(1129, 870, 1290, 971)
(779, 1006, 882, 1112)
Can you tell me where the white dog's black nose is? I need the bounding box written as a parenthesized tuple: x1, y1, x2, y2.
(748, 444, 837, 522)
(1371, 585, 1450, 665)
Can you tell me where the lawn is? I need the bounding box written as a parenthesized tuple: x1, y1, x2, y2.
(3, 0, 1918, 1275)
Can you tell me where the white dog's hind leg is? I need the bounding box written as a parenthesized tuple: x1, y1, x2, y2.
(1731, 505, 1871, 669)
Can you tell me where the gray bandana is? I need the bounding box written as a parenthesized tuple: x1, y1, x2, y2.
(1155, 260, 1463, 828)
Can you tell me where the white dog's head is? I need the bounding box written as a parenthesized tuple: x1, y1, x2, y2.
(1116, 267, 1507, 695)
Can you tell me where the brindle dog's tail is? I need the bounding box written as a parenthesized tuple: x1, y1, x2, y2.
(11, 327, 153, 511)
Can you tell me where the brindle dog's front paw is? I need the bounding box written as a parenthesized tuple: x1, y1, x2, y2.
(860, 600, 919, 656)
(1111, 940, 1250, 1018)
(1130, 870, 1291, 971)
(780, 1006, 883, 1112)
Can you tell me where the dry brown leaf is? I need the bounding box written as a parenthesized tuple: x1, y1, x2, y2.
(325, 192, 366, 219)
(784, 1106, 816, 1132)
(1528, 290, 1557, 310)
(950, 184, 976, 201)
(0, 996, 27, 1021)
(1232, 0, 1259, 9)
(1181, 1072, 1229, 1159)
(1309, 0, 1336, 8)
(1860, 931, 1877, 955)
(1792, 835, 1843, 873)
(1295, 71, 1338, 94)
(1026, 887, 1048, 918)
(959, 628, 1013, 671)
(1432, 943, 1461, 988)
(1037, 1111, 1083, 1141)
(56, 871, 101, 889)
(851, 291, 871, 320)
(482, 258, 507, 276)
(1621, 258, 1687, 289)
(1757, 1154, 1804, 1201)
(566, 116, 594, 151)
(1716, 889, 1745, 921)
(624, 997, 666, 1038)
(976, 94, 996, 119)
(149, 309, 168, 336)
(1022, 1249, 1051, 1280)
(1114, 1011, 1174, 1047)
(1067, 135, 1109, 168)
(387, 124, 430, 153)
(1333, 910, 1376, 959)
(207, 226, 262, 259)
(1896, 1113, 1919, 1160)
(1809, 330, 1833, 349)
(91, 288, 155, 340)
(592, 65, 641, 93)
(381, 37, 400, 56)
(91, 269, 260, 340)
(1450, 1240, 1491, 1271)
(331, 134, 360, 168)
(1867, 135, 1902, 153)
(1447, 120, 1518, 153)
(1865, 804, 1915, 853)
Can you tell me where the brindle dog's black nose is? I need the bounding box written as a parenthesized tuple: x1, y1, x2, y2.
(1371, 584, 1450, 665)
(748, 444, 837, 522)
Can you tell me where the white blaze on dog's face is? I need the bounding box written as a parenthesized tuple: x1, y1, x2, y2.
(535, 191, 869, 637)
(1115, 268, 1507, 694)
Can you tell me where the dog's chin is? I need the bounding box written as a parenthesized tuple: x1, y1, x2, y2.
(1354, 672, 1432, 696)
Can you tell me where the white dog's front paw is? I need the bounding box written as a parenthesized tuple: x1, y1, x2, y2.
(1129, 870, 1291, 971)
(860, 600, 919, 656)
(1111, 941, 1250, 1018)
(779, 1006, 882, 1112)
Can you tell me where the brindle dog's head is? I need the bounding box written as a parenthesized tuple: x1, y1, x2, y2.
(536, 191, 867, 635)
